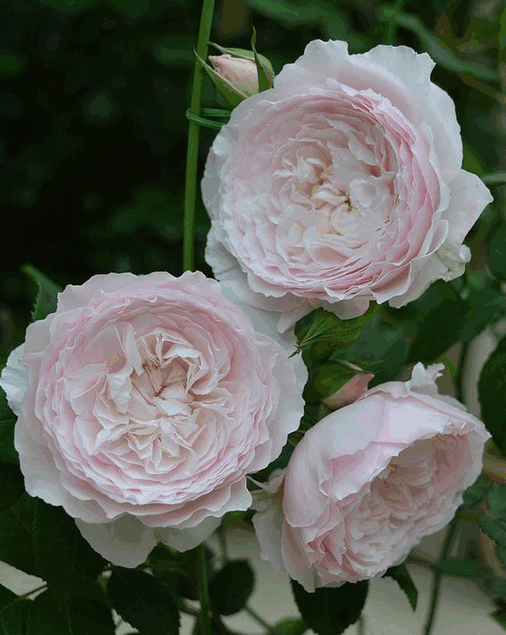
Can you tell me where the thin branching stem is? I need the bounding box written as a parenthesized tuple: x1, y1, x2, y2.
(183, 0, 216, 272)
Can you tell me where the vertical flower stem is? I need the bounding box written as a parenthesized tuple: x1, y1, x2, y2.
(195, 544, 212, 635)
(183, 0, 216, 272)
(422, 517, 460, 635)
(245, 606, 280, 635)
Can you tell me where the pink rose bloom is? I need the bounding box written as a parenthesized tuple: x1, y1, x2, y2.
(0, 271, 306, 567)
(253, 364, 490, 591)
(202, 40, 492, 331)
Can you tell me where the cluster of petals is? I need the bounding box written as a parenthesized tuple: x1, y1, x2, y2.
(253, 364, 490, 591)
(202, 39, 492, 330)
(0, 271, 306, 566)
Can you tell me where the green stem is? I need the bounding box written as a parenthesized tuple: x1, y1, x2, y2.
(245, 606, 279, 635)
(195, 544, 212, 635)
(422, 517, 460, 635)
(183, 0, 216, 272)
(454, 341, 469, 405)
(217, 521, 228, 565)
(481, 172, 506, 186)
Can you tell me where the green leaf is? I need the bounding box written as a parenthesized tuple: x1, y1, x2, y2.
(106, 0, 150, 19)
(479, 514, 506, 549)
(0, 463, 24, 512)
(461, 474, 490, 508)
(149, 544, 197, 601)
(378, 9, 499, 82)
(304, 363, 357, 404)
(488, 483, 506, 519)
(0, 493, 39, 576)
(383, 563, 418, 611)
(295, 306, 376, 368)
(209, 560, 255, 616)
(33, 500, 107, 590)
(273, 618, 308, 635)
(291, 580, 368, 635)
(341, 314, 409, 386)
(401, 281, 468, 364)
(457, 286, 506, 343)
(107, 568, 180, 635)
(0, 598, 32, 635)
(27, 592, 115, 635)
(488, 225, 506, 281)
(491, 606, 506, 628)
(435, 559, 484, 577)
(479, 334, 506, 455)
(23, 265, 62, 323)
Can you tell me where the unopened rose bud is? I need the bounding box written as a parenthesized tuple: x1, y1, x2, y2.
(199, 43, 275, 108)
(209, 54, 259, 97)
(323, 372, 374, 409)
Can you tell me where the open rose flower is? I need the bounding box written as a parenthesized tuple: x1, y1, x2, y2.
(0, 271, 306, 567)
(202, 40, 492, 330)
(253, 364, 490, 591)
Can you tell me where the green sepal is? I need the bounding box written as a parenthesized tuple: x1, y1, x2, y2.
(250, 28, 275, 92)
(196, 52, 246, 108)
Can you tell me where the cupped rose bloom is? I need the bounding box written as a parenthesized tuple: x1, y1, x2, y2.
(202, 40, 492, 331)
(0, 271, 306, 567)
(253, 364, 490, 591)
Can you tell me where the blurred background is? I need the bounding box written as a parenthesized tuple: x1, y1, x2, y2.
(0, 0, 504, 361)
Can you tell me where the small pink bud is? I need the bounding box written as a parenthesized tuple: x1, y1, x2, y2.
(323, 372, 374, 409)
(208, 54, 260, 97)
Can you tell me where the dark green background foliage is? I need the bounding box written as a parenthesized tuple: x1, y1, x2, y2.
(1, 0, 505, 366)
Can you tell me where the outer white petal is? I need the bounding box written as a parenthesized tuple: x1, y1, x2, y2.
(442, 169, 493, 248)
(360, 45, 462, 182)
(390, 170, 491, 309)
(155, 516, 221, 552)
(76, 514, 157, 567)
(58, 272, 137, 312)
(206, 227, 310, 333)
(0, 344, 28, 415)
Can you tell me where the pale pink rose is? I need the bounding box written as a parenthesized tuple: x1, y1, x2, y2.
(253, 364, 490, 591)
(202, 40, 492, 331)
(0, 271, 306, 567)
(209, 54, 260, 97)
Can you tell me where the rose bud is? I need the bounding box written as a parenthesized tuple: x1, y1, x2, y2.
(200, 44, 275, 108)
(209, 54, 260, 98)
(323, 370, 374, 409)
(253, 363, 490, 591)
